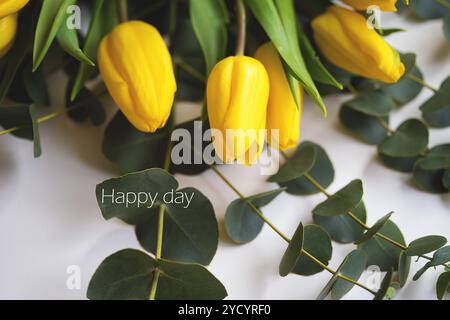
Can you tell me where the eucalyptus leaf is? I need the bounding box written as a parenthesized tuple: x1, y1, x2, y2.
(279, 222, 304, 277)
(331, 250, 367, 300)
(358, 220, 405, 271)
(356, 212, 393, 245)
(444, 169, 450, 189)
(225, 188, 285, 244)
(65, 79, 105, 125)
(373, 268, 394, 300)
(268, 146, 316, 183)
(420, 144, 450, 170)
(398, 251, 411, 288)
(22, 59, 50, 106)
(413, 0, 449, 19)
(378, 119, 429, 157)
(405, 236, 447, 257)
(444, 13, 450, 42)
(436, 271, 450, 300)
(413, 160, 448, 194)
(378, 153, 420, 173)
(413, 262, 432, 281)
(420, 77, 450, 128)
(344, 92, 395, 117)
(381, 67, 423, 105)
(313, 180, 363, 217)
(280, 142, 334, 195)
(430, 246, 450, 266)
(292, 225, 332, 276)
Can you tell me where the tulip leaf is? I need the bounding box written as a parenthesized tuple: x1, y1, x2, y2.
(343, 92, 396, 117)
(65, 79, 105, 125)
(358, 220, 405, 271)
(339, 106, 389, 145)
(268, 146, 316, 183)
(378, 119, 429, 157)
(420, 77, 450, 128)
(436, 271, 450, 300)
(33, 0, 77, 71)
(405, 236, 447, 257)
(87, 249, 227, 300)
(279, 222, 304, 277)
(57, 19, 95, 66)
(280, 142, 334, 195)
(189, 0, 228, 74)
(331, 250, 367, 300)
(71, 0, 119, 100)
(0, 104, 41, 158)
(136, 187, 219, 266)
(314, 202, 367, 244)
(356, 212, 393, 245)
(373, 268, 394, 300)
(246, 0, 327, 116)
(225, 188, 285, 244)
(413, 160, 448, 194)
(398, 251, 411, 288)
(313, 180, 363, 217)
(292, 224, 332, 276)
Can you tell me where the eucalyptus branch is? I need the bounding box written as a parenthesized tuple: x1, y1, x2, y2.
(406, 74, 438, 93)
(235, 0, 247, 56)
(174, 56, 207, 83)
(209, 165, 378, 295)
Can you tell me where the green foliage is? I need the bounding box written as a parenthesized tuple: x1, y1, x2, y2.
(279, 222, 304, 277)
(420, 77, 450, 128)
(313, 180, 363, 217)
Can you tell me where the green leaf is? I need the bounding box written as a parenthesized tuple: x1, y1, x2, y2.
(246, 0, 327, 115)
(65, 79, 106, 125)
(279, 222, 304, 277)
(313, 180, 363, 217)
(225, 188, 285, 244)
(444, 169, 450, 189)
(87, 249, 227, 300)
(95, 168, 179, 222)
(436, 271, 450, 300)
(356, 212, 393, 245)
(33, 0, 77, 71)
(0, 104, 41, 157)
(70, 0, 119, 100)
(376, 28, 405, 36)
(378, 153, 420, 173)
(430, 246, 450, 267)
(22, 59, 50, 106)
(378, 119, 429, 157)
(314, 202, 367, 244)
(373, 268, 394, 300)
(381, 66, 423, 105)
(398, 251, 411, 288)
(420, 77, 450, 128)
(331, 250, 367, 300)
(339, 106, 389, 145)
(189, 0, 228, 74)
(413, 160, 448, 194)
(358, 220, 405, 271)
(344, 92, 395, 117)
(280, 142, 334, 195)
(268, 146, 316, 183)
(136, 187, 219, 266)
(292, 224, 332, 276)
(420, 144, 450, 170)
(57, 19, 95, 66)
(444, 13, 450, 42)
(405, 236, 447, 256)
(413, 262, 432, 281)
(413, 0, 449, 19)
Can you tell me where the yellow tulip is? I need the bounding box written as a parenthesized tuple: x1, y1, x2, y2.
(255, 43, 302, 151)
(207, 56, 269, 165)
(0, 14, 17, 58)
(342, 0, 398, 12)
(0, 0, 29, 18)
(312, 6, 405, 83)
(98, 21, 176, 133)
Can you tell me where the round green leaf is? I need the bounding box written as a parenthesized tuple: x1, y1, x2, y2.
(314, 202, 367, 244)
(378, 152, 420, 173)
(292, 225, 333, 276)
(430, 246, 450, 266)
(355, 212, 393, 245)
(373, 268, 394, 300)
(313, 180, 363, 217)
(279, 222, 304, 277)
(436, 271, 450, 300)
(398, 251, 411, 288)
(136, 187, 219, 266)
(358, 220, 405, 271)
(405, 235, 447, 257)
(339, 106, 389, 145)
(413, 160, 448, 194)
(225, 188, 285, 244)
(420, 77, 450, 128)
(269, 146, 316, 183)
(331, 250, 367, 300)
(444, 13, 450, 42)
(378, 119, 429, 157)
(414, 0, 448, 19)
(344, 92, 395, 117)
(420, 144, 450, 170)
(381, 67, 423, 105)
(280, 142, 334, 195)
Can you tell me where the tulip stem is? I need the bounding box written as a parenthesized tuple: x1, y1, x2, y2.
(117, 0, 129, 22)
(279, 151, 449, 269)
(235, 0, 247, 56)
(406, 74, 438, 93)
(209, 165, 377, 296)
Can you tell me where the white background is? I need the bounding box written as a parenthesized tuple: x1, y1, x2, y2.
(0, 13, 449, 300)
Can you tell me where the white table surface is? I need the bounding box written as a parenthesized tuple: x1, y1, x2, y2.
(1, 13, 449, 300)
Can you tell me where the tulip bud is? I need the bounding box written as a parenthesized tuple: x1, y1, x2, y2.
(312, 6, 405, 83)
(98, 21, 177, 133)
(0, 0, 29, 18)
(255, 43, 302, 151)
(207, 56, 269, 165)
(0, 14, 17, 58)
(342, 0, 398, 12)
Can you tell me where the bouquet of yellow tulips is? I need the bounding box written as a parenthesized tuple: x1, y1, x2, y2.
(0, 0, 449, 301)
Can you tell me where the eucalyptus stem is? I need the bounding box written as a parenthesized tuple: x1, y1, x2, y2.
(435, 0, 450, 10)
(406, 74, 438, 93)
(235, 0, 247, 56)
(209, 165, 377, 296)
(117, 0, 129, 22)
(174, 57, 207, 83)
(376, 117, 394, 134)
